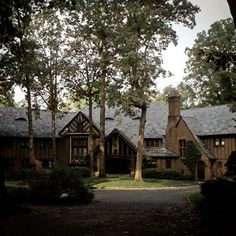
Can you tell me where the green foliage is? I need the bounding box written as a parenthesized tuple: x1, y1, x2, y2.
(10, 167, 93, 204)
(183, 140, 201, 174)
(225, 151, 236, 177)
(184, 18, 236, 107)
(201, 177, 236, 201)
(188, 192, 205, 208)
(142, 168, 194, 180)
(8, 168, 43, 181)
(197, 177, 236, 233)
(154, 83, 197, 109)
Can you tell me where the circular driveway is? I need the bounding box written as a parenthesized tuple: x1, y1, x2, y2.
(94, 185, 200, 208)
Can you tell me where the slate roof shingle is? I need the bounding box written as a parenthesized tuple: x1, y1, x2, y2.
(0, 103, 235, 143)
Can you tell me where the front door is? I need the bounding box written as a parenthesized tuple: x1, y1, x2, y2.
(197, 161, 205, 180)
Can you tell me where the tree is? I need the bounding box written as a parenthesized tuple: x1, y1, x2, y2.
(64, 22, 100, 176)
(69, 0, 123, 177)
(227, 0, 236, 27)
(27, 10, 70, 166)
(225, 151, 236, 177)
(116, 0, 199, 181)
(0, 83, 15, 107)
(184, 18, 236, 107)
(155, 84, 197, 109)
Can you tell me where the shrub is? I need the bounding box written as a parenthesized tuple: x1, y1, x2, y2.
(196, 177, 236, 234)
(8, 168, 43, 181)
(142, 168, 194, 180)
(69, 166, 90, 178)
(201, 177, 236, 201)
(10, 167, 93, 204)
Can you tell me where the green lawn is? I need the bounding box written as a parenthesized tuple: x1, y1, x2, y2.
(85, 176, 199, 189)
(6, 176, 199, 190)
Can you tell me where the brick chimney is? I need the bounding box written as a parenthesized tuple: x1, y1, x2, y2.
(165, 88, 181, 153)
(168, 88, 180, 120)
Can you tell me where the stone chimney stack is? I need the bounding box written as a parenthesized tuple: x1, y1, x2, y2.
(168, 88, 180, 119)
(165, 88, 181, 153)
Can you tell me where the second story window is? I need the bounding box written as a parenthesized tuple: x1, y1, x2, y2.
(179, 139, 187, 158)
(145, 139, 162, 148)
(214, 137, 225, 147)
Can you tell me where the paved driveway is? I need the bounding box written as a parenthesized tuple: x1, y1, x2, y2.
(94, 185, 200, 208)
(0, 186, 201, 236)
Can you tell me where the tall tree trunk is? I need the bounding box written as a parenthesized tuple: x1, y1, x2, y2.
(134, 104, 147, 181)
(89, 96, 95, 177)
(26, 81, 39, 170)
(99, 71, 106, 177)
(51, 109, 57, 167)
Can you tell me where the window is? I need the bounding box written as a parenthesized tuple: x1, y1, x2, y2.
(179, 139, 187, 158)
(214, 137, 225, 146)
(72, 136, 88, 158)
(166, 159, 172, 169)
(41, 159, 53, 168)
(0, 158, 13, 170)
(145, 139, 162, 148)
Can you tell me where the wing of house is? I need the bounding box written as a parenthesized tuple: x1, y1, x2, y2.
(0, 92, 235, 179)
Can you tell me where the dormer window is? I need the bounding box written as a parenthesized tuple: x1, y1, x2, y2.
(215, 137, 225, 147)
(15, 117, 27, 121)
(105, 117, 114, 120)
(144, 138, 162, 148)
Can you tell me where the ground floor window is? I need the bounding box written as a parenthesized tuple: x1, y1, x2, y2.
(165, 159, 172, 169)
(71, 136, 88, 158)
(41, 159, 53, 168)
(0, 158, 14, 170)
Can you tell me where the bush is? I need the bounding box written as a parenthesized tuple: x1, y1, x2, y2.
(69, 166, 90, 178)
(142, 168, 194, 180)
(196, 177, 236, 234)
(10, 167, 94, 204)
(8, 168, 43, 181)
(201, 177, 236, 201)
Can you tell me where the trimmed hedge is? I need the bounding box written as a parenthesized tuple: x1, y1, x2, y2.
(142, 168, 194, 180)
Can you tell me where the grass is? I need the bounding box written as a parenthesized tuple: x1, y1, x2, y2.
(188, 192, 205, 207)
(85, 175, 199, 189)
(6, 175, 199, 190)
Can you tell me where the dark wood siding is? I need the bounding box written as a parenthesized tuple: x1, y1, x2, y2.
(0, 137, 54, 169)
(201, 135, 236, 160)
(105, 132, 135, 158)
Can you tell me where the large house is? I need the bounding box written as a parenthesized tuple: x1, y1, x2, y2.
(0, 90, 235, 180)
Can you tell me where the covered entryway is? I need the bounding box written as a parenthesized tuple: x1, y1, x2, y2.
(197, 161, 205, 180)
(106, 158, 131, 174)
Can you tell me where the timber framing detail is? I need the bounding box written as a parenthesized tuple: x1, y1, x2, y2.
(59, 112, 100, 137)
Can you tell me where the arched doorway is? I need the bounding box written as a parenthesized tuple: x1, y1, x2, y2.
(197, 161, 205, 180)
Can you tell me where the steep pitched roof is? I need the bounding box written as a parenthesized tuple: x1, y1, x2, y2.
(81, 102, 168, 145)
(0, 103, 235, 141)
(0, 107, 76, 138)
(182, 105, 236, 136)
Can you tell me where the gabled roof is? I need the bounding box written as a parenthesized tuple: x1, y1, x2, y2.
(59, 111, 100, 136)
(0, 103, 235, 141)
(81, 103, 167, 145)
(105, 128, 137, 151)
(182, 105, 236, 136)
(0, 107, 76, 138)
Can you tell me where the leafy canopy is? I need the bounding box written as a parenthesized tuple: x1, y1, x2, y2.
(184, 18, 236, 107)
